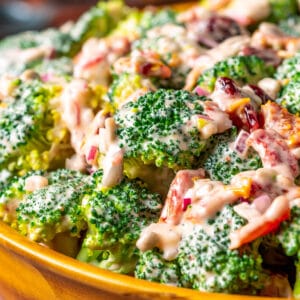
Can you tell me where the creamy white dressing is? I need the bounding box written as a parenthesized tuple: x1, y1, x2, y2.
(137, 223, 181, 260)
(202, 101, 232, 134)
(258, 78, 281, 100)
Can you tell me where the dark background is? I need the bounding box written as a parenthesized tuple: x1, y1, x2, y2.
(0, 0, 185, 38)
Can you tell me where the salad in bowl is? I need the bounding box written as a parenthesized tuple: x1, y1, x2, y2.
(1, 0, 300, 298)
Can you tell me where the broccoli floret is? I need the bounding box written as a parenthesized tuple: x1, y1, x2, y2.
(177, 205, 267, 294)
(115, 89, 209, 171)
(277, 205, 300, 297)
(203, 128, 262, 184)
(0, 169, 85, 225)
(267, 0, 298, 23)
(107, 73, 154, 109)
(0, 171, 44, 225)
(32, 57, 73, 78)
(123, 157, 175, 197)
(16, 170, 88, 243)
(275, 52, 300, 81)
(70, 0, 128, 46)
(279, 16, 300, 37)
(77, 170, 162, 274)
(135, 205, 268, 294)
(197, 55, 275, 92)
(135, 248, 182, 286)
(47, 168, 86, 185)
(0, 80, 70, 175)
(276, 80, 300, 114)
(139, 9, 179, 33)
(0, 29, 75, 76)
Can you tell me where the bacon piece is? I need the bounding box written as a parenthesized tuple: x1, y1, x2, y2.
(261, 101, 300, 150)
(248, 129, 299, 178)
(160, 169, 205, 225)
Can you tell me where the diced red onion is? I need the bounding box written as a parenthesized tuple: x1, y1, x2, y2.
(87, 146, 98, 161)
(233, 129, 250, 157)
(182, 198, 192, 211)
(244, 104, 260, 131)
(41, 73, 51, 82)
(194, 86, 209, 96)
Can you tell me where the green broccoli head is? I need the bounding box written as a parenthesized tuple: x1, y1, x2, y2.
(267, 0, 298, 23)
(70, 0, 128, 44)
(123, 157, 175, 197)
(277, 205, 300, 297)
(275, 52, 300, 81)
(0, 80, 70, 176)
(78, 170, 162, 274)
(47, 168, 87, 185)
(276, 80, 300, 115)
(177, 205, 267, 294)
(0, 171, 44, 225)
(77, 245, 138, 275)
(0, 80, 54, 174)
(139, 8, 179, 33)
(135, 248, 183, 287)
(0, 29, 76, 77)
(279, 16, 300, 37)
(16, 170, 88, 242)
(197, 55, 275, 92)
(203, 127, 262, 184)
(107, 73, 154, 109)
(115, 89, 209, 170)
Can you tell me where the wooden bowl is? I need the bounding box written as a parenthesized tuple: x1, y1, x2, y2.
(0, 221, 284, 300)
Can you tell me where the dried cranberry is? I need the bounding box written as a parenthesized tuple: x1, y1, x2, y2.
(190, 15, 243, 49)
(207, 15, 242, 41)
(248, 84, 273, 103)
(230, 103, 261, 132)
(215, 77, 239, 96)
(139, 62, 154, 76)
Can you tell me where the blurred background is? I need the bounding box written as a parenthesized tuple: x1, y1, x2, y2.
(0, 0, 183, 38)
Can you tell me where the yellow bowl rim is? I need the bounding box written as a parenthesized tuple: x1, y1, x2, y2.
(0, 221, 285, 300)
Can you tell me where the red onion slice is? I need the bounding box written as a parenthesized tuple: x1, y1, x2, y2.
(182, 198, 192, 211)
(194, 86, 209, 96)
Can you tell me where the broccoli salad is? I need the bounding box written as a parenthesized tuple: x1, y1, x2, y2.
(2, 0, 300, 297)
